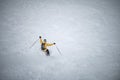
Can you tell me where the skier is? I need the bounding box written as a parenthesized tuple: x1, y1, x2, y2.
(39, 36, 56, 56)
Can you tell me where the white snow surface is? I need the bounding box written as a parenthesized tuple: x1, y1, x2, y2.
(0, 0, 120, 80)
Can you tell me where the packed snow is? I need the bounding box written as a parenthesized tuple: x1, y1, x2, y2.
(0, 0, 120, 80)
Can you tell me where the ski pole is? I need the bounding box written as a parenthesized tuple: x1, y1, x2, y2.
(55, 45, 62, 55)
(29, 39, 39, 48)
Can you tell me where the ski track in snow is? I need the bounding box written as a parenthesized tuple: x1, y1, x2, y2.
(0, 0, 120, 80)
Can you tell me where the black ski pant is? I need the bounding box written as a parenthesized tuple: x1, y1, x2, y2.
(41, 48, 50, 56)
(46, 49, 50, 56)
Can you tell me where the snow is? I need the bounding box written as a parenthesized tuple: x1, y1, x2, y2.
(0, 0, 120, 80)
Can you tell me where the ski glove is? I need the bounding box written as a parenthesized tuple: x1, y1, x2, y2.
(39, 36, 41, 38)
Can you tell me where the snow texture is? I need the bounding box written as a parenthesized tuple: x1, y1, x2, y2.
(0, 0, 120, 80)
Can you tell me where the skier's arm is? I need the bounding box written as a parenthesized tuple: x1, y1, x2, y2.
(39, 36, 43, 44)
(46, 43, 55, 46)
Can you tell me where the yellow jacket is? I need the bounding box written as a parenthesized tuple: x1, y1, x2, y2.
(40, 38, 54, 50)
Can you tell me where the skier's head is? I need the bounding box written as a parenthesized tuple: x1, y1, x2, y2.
(44, 39, 47, 43)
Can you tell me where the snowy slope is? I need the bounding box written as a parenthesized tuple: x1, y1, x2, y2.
(0, 0, 120, 80)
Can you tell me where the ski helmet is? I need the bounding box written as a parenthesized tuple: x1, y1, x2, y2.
(44, 39, 47, 42)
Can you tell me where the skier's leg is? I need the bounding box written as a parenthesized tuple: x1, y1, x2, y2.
(41, 47, 43, 50)
(46, 49, 50, 56)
